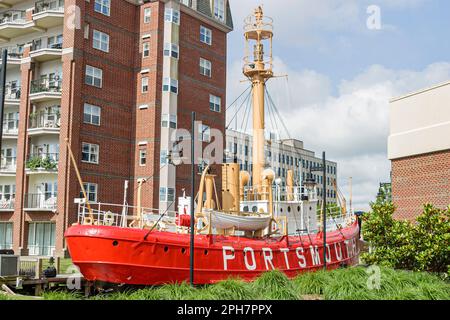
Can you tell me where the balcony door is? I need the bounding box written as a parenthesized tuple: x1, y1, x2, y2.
(27, 222, 55, 256)
(1, 147, 16, 169)
(0, 223, 13, 250)
(36, 182, 57, 208)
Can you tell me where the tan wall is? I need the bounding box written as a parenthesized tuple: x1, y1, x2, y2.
(388, 81, 450, 160)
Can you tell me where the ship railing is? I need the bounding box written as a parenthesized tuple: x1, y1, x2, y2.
(316, 206, 355, 232)
(242, 186, 317, 202)
(76, 201, 178, 229)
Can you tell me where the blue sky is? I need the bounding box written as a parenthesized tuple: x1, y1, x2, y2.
(226, 0, 450, 210)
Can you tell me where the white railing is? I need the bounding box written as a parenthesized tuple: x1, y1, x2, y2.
(242, 185, 317, 202)
(77, 202, 178, 229)
(317, 206, 355, 232)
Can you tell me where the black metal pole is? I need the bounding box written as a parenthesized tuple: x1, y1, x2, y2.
(0, 49, 8, 153)
(189, 112, 196, 287)
(322, 151, 327, 270)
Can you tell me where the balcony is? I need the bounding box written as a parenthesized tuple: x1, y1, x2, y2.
(32, 0, 65, 29)
(0, 46, 23, 67)
(5, 82, 21, 105)
(29, 78, 62, 102)
(0, 198, 14, 211)
(24, 193, 57, 211)
(29, 41, 62, 62)
(0, 156, 16, 175)
(28, 111, 60, 136)
(0, 10, 37, 41)
(25, 152, 59, 174)
(2, 119, 19, 138)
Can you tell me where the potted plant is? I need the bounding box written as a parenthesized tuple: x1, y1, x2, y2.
(41, 157, 57, 170)
(26, 156, 42, 170)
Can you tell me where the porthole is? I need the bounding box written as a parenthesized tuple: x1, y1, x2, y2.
(164, 246, 169, 252)
(112, 240, 119, 247)
(280, 207, 283, 213)
(243, 206, 249, 212)
(252, 206, 258, 213)
(287, 206, 291, 213)
(297, 206, 301, 212)
(181, 248, 186, 254)
(204, 249, 209, 256)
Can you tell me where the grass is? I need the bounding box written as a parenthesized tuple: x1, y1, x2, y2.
(4, 266, 448, 301)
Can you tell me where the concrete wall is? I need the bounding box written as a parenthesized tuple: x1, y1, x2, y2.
(388, 81, 450, 160)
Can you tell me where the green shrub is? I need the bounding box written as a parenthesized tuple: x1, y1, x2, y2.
(251, 270, 300, 300)
(362, 203, 449, 274)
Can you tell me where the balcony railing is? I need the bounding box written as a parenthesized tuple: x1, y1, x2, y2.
(34, 0, 65, 14)
(30, 78, 62, 94)
(29, 112, 60, 129)
(24, 193, 57, 210)
(0, 46, 24, 60)
(0, 10, 26, 25)
(26, 153, 59, 171)
(2, 119, 19, 134)
(5, 83, 21, 100)
(31, 40, 63, 51)
(0, 198, 14, 210)
(0, 156, 16, 171)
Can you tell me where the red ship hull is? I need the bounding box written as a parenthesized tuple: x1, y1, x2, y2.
(65, 222, 360, 285)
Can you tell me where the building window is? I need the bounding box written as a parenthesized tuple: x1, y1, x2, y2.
(199, 124, 210, 142)
(160, 150, 168, 165)
(48, 34, 63, 49)
(214, 0, 225, 21)
(163, 43, 179, 59)
(94, 0, 110, 16)
(141, 77, 149, 93)
(28, 222, 55, 256)
(143, 42, 150, 58)
(0, 223, 13, 250)
(81, 183, 98, 203)
(139, 149, 147, 166)
(164, 8, 180, 24)
(82, 142, 99, 164)
(199, 58, 212, 77)
(83, 103, 101, 126)
(85, 65, 103, 88)
(144, 7, 151, 23)
(163, 78, 178, 94)
(200, 26, 212, 45)
(93, 30, 109, 52)
(0, 184, 15, 201)
(159, 187, 175, 202)
(161, 114, 177, 129)
(209, 94, 221, 112)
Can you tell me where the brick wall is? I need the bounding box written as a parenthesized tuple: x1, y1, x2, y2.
(391, 149, 450, 221)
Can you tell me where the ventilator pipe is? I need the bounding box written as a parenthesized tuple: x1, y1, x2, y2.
(262, 168, 275, 218)
(196, 165, 210, 214)
(239, 170, 250, 201)
(287, 169, 294, 201)
(205, 174, 215, 210)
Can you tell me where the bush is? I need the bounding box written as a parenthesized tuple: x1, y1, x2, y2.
(362, 203, 449, 274)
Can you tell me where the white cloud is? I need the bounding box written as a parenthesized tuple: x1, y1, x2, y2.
(227, 59, 450, 211)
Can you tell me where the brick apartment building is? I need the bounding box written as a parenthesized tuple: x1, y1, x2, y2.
(0, 0, 233, 256)
(388, 80, 450, 221)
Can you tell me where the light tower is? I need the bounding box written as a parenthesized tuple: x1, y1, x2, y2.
(243, 6, 274, 196)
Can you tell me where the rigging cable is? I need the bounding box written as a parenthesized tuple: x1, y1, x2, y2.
(226, 89, 252, 130)
(266, 87, 292, 140)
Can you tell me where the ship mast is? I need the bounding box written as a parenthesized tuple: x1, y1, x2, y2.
(243, 6, 274, 197)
